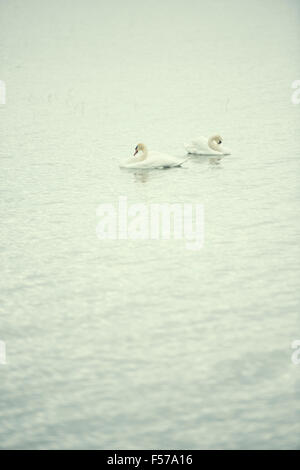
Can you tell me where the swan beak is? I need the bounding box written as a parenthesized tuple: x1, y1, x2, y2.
(134, 149, 138, 156)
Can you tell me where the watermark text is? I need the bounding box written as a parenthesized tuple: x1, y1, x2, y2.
(96, 197, 204, 250)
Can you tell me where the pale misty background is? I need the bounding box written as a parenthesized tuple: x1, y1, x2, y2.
(0, 0, 300, 450)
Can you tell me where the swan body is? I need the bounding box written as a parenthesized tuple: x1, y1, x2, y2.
(184, 135, 231, 155)
(121, 143, 189, 169)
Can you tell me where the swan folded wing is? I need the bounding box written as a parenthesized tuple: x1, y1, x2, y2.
(193, 137, 210, 150)
(184, 137, 209, 154)
(149, 151, 186, 167)
(120, 158, 135, 168)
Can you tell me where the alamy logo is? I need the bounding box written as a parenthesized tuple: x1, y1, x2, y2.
(0, 80, 6, 104)
(291, 340, 300, 365)
(96, 196, 204, 250)
(0, 340, 6, 365)
(291, 80, 300, 105)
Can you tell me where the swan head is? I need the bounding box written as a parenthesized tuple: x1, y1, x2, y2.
(134, 143, 146, 156)
(208, 135, 224, 152)
(212, 135, 222, 145)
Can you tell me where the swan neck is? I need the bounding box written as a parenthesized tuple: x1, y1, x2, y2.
(208, 136, 219, 152)
(141, 147, 148, 160)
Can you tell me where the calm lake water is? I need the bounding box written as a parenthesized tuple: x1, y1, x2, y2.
(0, 0, 300, 450)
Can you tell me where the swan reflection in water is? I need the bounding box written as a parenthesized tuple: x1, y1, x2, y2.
(134, 170, 150, 183)
(209, 156, 223, 166)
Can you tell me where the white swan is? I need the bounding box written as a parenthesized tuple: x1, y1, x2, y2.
(184, 135, 231, 155)
(120, 143, 189, 169)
